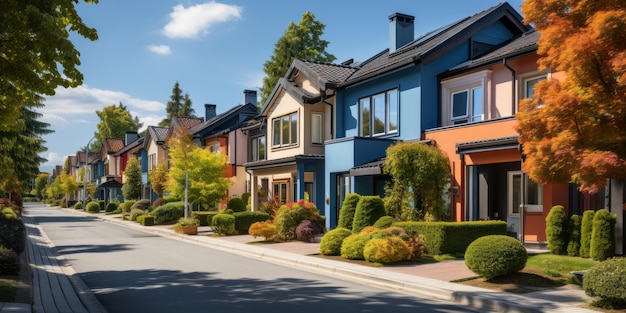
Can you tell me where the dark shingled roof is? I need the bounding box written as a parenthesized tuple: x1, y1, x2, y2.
(342, 2, 529, 86)
(189, 104, 244, 135)
(115, 137, 144, 156)
(174, 116, 204, 131)
(103, 138, 124, 154)
(147, 126, 168, 143)
(297, 59, 359, 85)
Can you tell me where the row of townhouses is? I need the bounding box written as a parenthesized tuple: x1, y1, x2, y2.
(52, 2, 624, 253)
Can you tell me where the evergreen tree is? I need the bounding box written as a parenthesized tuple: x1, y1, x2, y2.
(160, 82, 195, 126)
(260, 11, 336, 104)
(181, 93, 195, 116)
(122, 159, 142, 200)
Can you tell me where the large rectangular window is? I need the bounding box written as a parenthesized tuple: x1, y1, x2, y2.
(250, 136, 266, 161)
(273, 180, 289, 204)
(272, 112, 298, 148)
(359, 89, 399, 137)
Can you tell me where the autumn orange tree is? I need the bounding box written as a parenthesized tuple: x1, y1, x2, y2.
(516, 0, 626, 193)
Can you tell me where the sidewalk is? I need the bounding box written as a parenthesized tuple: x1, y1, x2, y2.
(1, 207, 599, 313)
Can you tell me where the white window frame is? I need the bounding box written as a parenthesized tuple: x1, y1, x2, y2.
(208, 142, 220, 154)
(251, 135, 266, 161)
(519, 72, 549, 112)
(272, 112, 298, 148)
(441, 70, 491, 126)
(311, 113, 323, 144)
(359, 88, 399, 137)
(508, 171, 543, 217)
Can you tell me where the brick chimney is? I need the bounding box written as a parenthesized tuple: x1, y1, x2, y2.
(204, 104, 217, 121)
(389, 13, 415, 53)
(244, 89, 257, 107)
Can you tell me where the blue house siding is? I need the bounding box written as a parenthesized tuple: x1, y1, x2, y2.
(295, 160, 325, 210)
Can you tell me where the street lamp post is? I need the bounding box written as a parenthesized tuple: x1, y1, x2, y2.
(83, 136, 95, 209)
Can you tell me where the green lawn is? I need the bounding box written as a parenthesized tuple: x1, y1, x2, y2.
(526, 253, 597, 281)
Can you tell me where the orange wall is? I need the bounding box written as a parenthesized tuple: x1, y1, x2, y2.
(524, 184, 569, 242)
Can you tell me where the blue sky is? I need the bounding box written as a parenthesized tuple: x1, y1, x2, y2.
(39, 0, 524, 173)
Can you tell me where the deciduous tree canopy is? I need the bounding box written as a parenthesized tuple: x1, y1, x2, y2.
(517, 0, 626, 192)
(94, 103, 142, 151)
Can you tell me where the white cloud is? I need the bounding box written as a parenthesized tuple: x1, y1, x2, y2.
(147, 44, 172, 55)
(41, 152, 66, 167)
(163, 2, 242, 39)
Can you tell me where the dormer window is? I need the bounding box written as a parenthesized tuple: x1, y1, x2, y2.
(441, 70, 491, 126)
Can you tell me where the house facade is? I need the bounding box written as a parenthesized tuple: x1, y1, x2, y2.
(143, 126, 169, 200)
(324, 3, 530, 228)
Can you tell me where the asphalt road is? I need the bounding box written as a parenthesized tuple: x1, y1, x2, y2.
(27, 204, 483, 313)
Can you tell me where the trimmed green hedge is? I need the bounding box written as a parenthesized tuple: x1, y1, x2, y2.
(233, 211, 270, 234)
(392, 221, 507, 255)
(151, 201, 184, 224)
(191, 211, 219, 226)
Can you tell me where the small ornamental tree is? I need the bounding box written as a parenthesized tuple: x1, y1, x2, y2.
(352, 196, 386, 233)
(122, 159, 142, 200)
(59, 171, 78, 208)
(383, 142, 450, 221)
(580, 210, 595, 258)
(546, 205, 567, 255)
(275, 200, 319, 241)
(148, 163, 168, 199)
(337, 193, 360, 231)
(590, 209, 616, 261)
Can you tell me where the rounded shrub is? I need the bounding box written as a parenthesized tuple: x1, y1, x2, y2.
(465, 235, 527, 280)
(233, 211, 270, 235)
(0, 216, 26, 254)
(227, 198, 246, 213)
(319, 227, 352, 256)
(545, 205, 567, 255)
(340, 233, 371, 260)
(1, 208, 17, 219)
(567, 214, 581, 257)
(275, 200, 319, 241)
(131, 199, 151, 212)
(248, 221, 277, 241)
(352, 196, 386, 233)
(372, 216, 394, 229)
(73, 202, 82, 210)
(241, 193, 251, 206)
(0, 245, 20, 276)
(583, 257, 626, 309)
(119, 201, 136, 214)
(211, 213, 236, 236)
(590, 209, 616, 261)
(295, 219, 325, 243)
(363, 237, 411, 264)
(105, 202, 118, 213)
(85, 201, 101, 213)
(129, 209, 147, 222)
(151, 201, 184, 224)
(579, 210, 595, 258)
(337, 193, 360, 231)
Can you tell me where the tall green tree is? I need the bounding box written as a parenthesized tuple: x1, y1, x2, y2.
(33, 173, 49, 200)
(160, 82, 195, 126)
(260, 11, 336, 104)
(517, 0, 626, 193)
(47, 176, 63, 200)
(0, 0, 98, 131)
(0, 95, 53, 202)
(166, 131, 231, 211)
(383, 142, 451, 221)
(93, 103, 142, 151)
(121, 159, 142, 200)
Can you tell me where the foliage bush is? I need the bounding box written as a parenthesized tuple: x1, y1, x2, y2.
(73, 202, 82, 210)
(583, 257, 626, 309)
(131, 199, 151, 212)
(295, 219, 325, 243)
(372, 216, 395, 229)
(152, 198, 167, 209)
(192, 212, 219, 226)
(590, 209, 616, 261)
(567, 214, 581, 257)
(119, 201, 135, 214)
(129, 209, 147, 222)
(211, 213, 236, 236)
(404, 232, 426, 260)
(340, 232, 371, 260)
(393, 221, 507, 255)
(85, 201, 100, 213)
(363, 237, 411, 264)
(163, 195, 180, 203)
(248, 221, 277, 241)
(546, 205, 568, 255)
(151, 201, 185, 224)
(260, 199, 281, 221)
(337, 193, 360, 231)
(241, 192, 251, 206)
(0, 215, 26, 254)
(352, 196, 386, 233)
(580, 210, 595, 258)
(1, 208, 17, 219)
(227, 197, 246, 213)
(105, 202, 118, 213)
(319, 227, 352, 256)
(233, 211, 270, 235)
(465, 235, 527, 280)
(140, 215, 154, 226)
(0, 245, 20, 276)
(275, 200, 319, 241)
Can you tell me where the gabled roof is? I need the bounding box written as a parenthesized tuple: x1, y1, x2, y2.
(102, 138, 124, 154)
(165, 116, 204, 141)
(260, 59, 357, 115)
(68, 155, 77, 168)
(341, 2, 529, 86)
(145, 126, 168, 147)
(446, 30, 539, 74)
(114, 136, 145, 156)
(189, 103, 259, 138)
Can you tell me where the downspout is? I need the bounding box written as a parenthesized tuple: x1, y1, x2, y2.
(322, 88, 334, 139)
